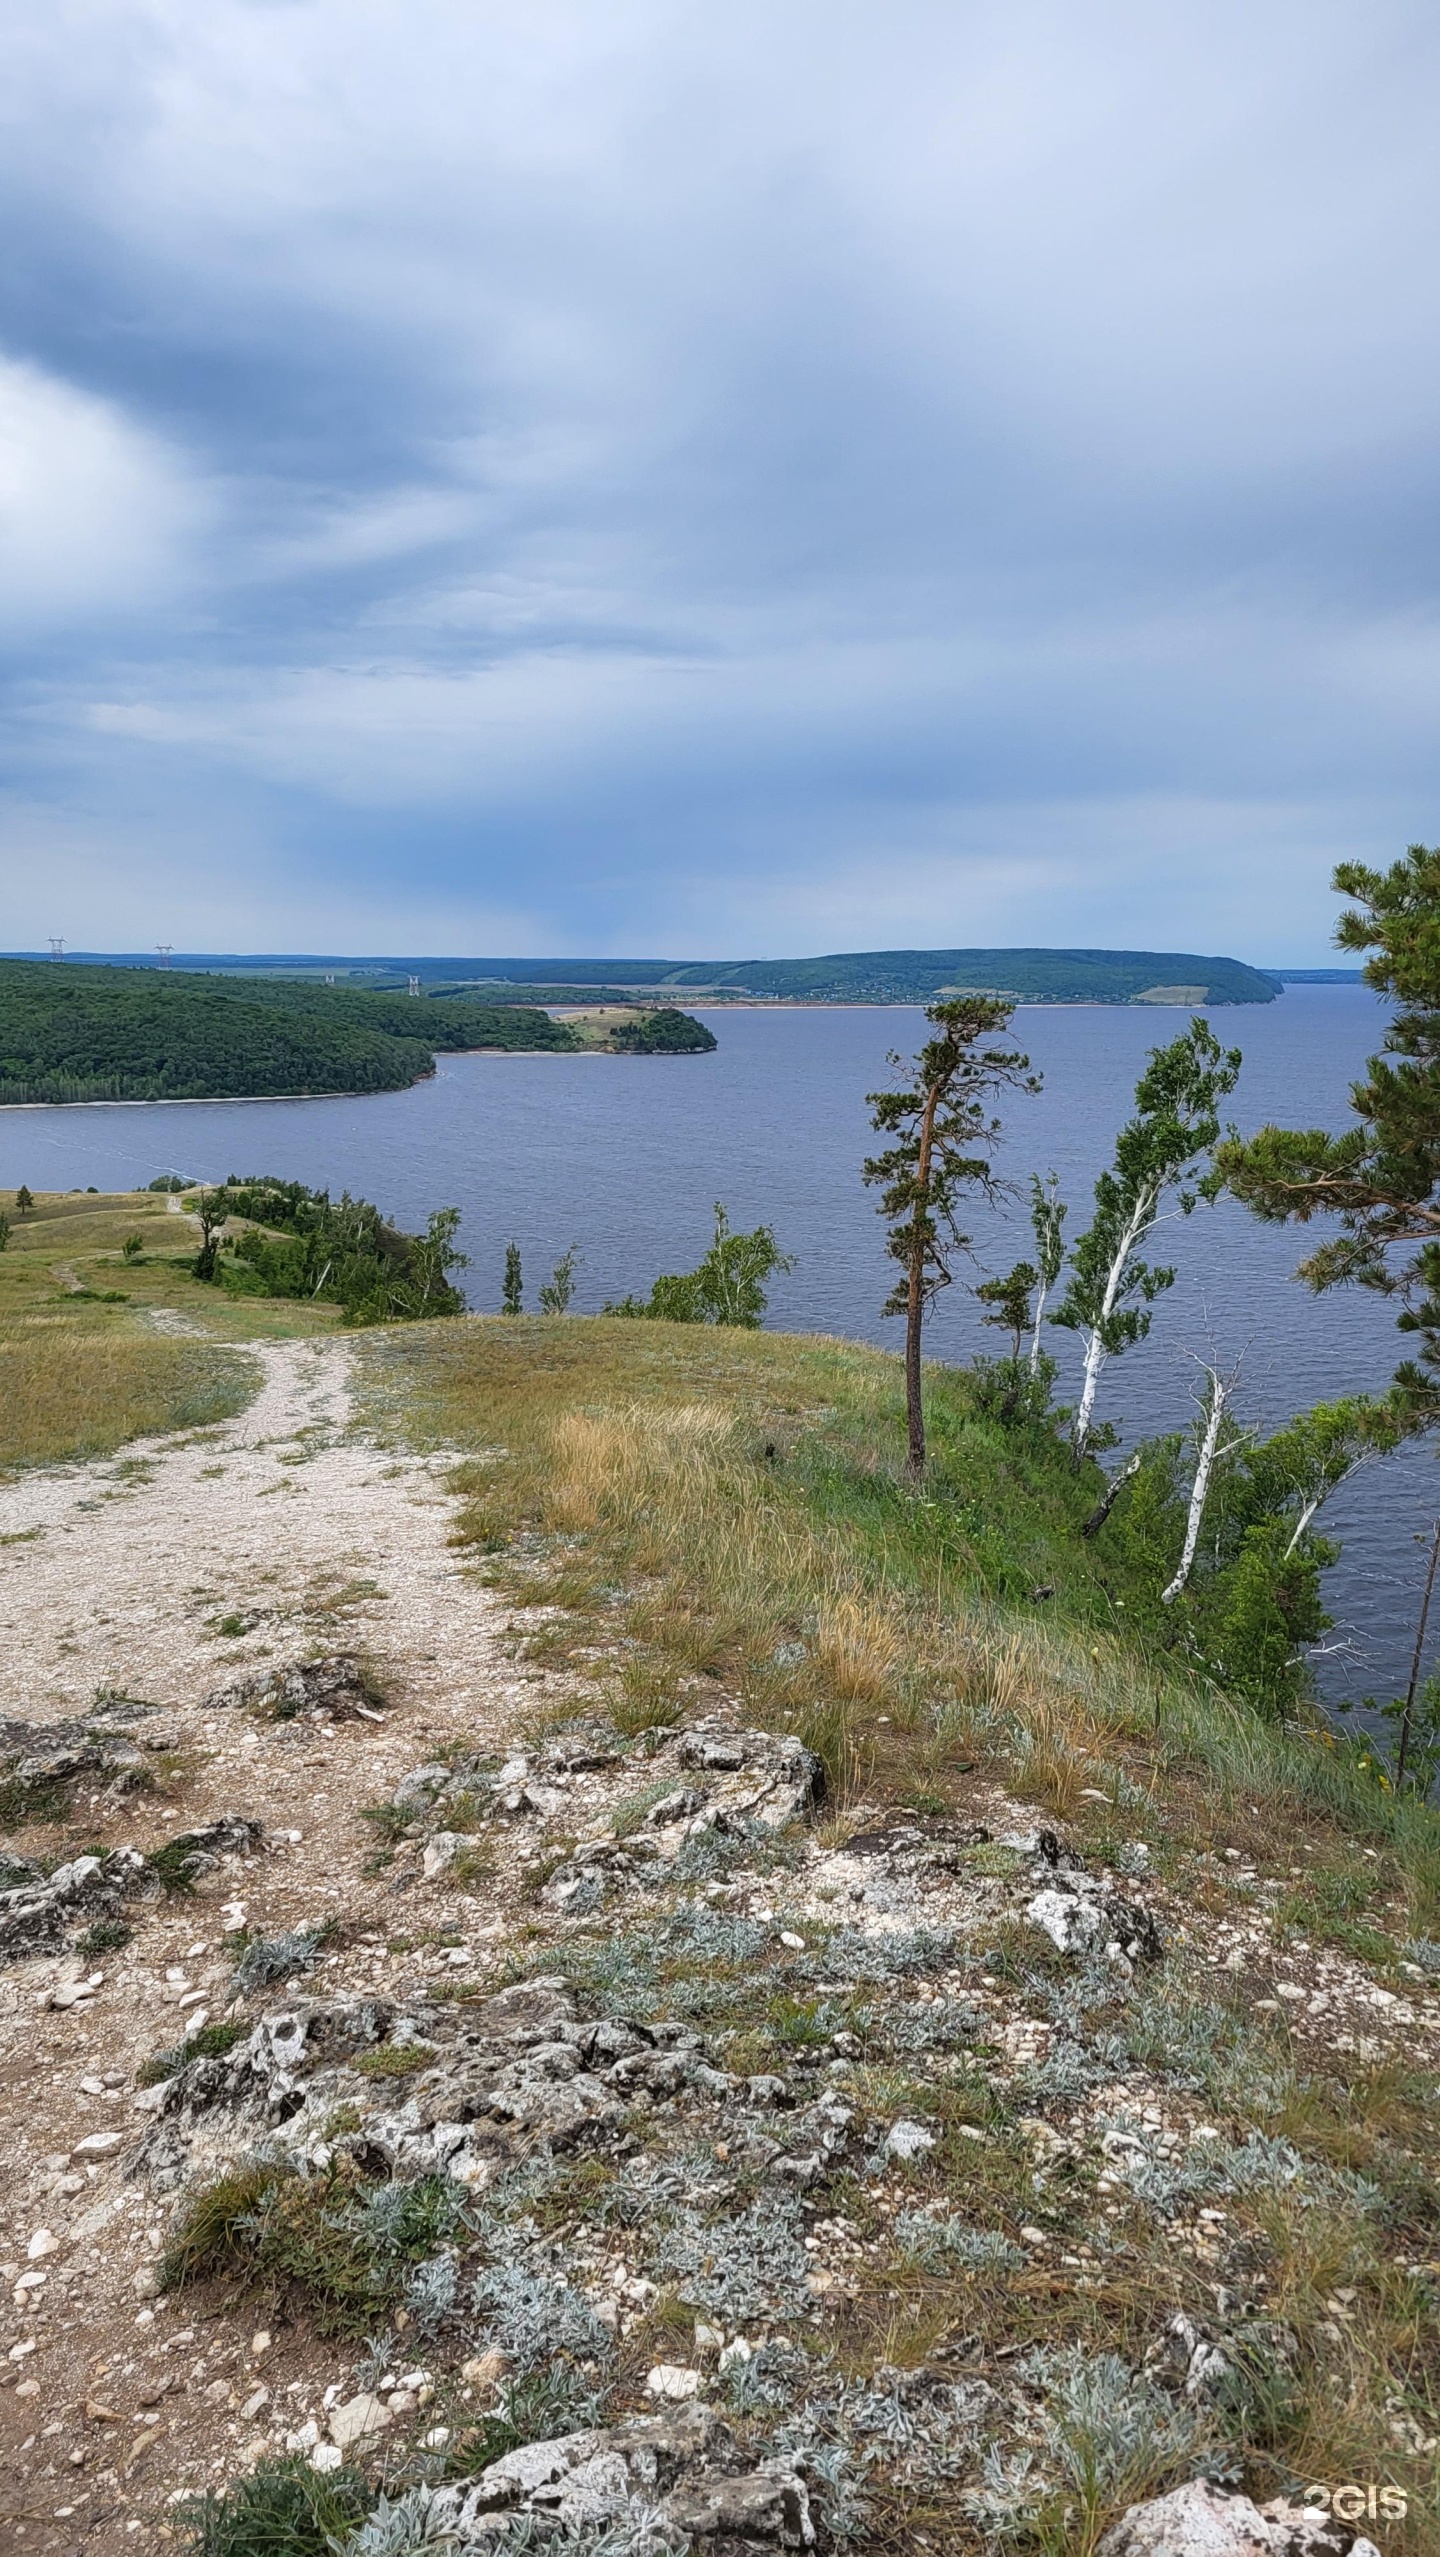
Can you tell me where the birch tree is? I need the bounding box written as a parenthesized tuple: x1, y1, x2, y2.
(1161, 1357, 1248, 1603)
(1053, 1019, 1241, 1459)
(864, 997, 1039, 1479)
(1028, 1172, 1066, 1372)
(1246, 1391, 1423, 1558)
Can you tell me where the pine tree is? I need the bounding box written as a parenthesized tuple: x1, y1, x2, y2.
(502, 1241, 523, 1315)
(864, 998, 1039, 1479)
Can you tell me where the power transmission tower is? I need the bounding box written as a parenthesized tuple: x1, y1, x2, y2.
(48, 937, 66, 960)
(155, 945, 173, 968)
(407, 975, 421, 996)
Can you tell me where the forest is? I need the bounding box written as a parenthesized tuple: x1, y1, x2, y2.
(0, 961, 711, 1101)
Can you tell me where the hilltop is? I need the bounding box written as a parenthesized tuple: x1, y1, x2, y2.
(0, 1195, 1434, 2555)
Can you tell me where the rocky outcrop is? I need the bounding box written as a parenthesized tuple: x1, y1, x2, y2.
(205, 1652, 388, 1723)
(405, 2405, 814, 2548)
(1097, 2480, 1382, 2557)
(0, 1846, 161, 1958)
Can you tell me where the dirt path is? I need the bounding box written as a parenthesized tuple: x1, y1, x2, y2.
(0, 1337, 547, 2548)
(0, 1333, 521, 1733)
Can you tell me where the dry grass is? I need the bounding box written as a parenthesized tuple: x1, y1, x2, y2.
(355, 1314, 1440, 1898)
(0, 1320, 259, 1469)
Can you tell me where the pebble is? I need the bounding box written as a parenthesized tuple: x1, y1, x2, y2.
(26, 2231, 59, 2261)
(645, 2364, 702, 2401)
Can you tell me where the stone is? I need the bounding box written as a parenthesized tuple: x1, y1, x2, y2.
(206, 1653, 387, 1724)
(1, 1849, 160, 1962)
(327, 2391, 395, 2450)
(25, 2230, 59, 2260)
(660, 2467, 815, 2547)
(72, 2132, 123, 2157)
(422, 1832, 460, 1881)
(884, 2118, 936, 2162)
(645, 2365, 702, 2400)
(1096, 2479, 1380, 2557)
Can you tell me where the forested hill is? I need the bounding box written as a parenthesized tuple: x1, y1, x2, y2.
(37, 945, 1280, 1005)
(0, 961, 582, 1104)
(669, 947, 1281, 1004)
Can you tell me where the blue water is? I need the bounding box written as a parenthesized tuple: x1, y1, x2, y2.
(0, 987, 1428, 1705)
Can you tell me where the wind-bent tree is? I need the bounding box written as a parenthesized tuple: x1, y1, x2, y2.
(1245, 1391, 1424, 1558)
(1219, 847, 1440, 1418)
(865, 997, 1039, 1479)
(1027, 1172, 1066, 1373)
(976, 1262, 1037, 1360)
(1054, 1019, 1241, 1459)
(502, 1241, 523, 1315)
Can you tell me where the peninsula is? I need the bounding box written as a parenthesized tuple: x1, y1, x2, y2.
(0, 961, 715, 1105)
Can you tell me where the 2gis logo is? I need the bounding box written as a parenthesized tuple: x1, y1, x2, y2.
(1307, 2482, 1408, 2524)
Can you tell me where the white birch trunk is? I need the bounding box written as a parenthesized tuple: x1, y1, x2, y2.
(1028, 1276, 1050, 1374)
(1073, 1182, 1158, 1453)
(1282, 1498, 1321, 1562)
(1162, 1365, 1231, 1604)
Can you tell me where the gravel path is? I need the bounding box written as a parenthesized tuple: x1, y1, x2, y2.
(0, 1334, 517, 1734)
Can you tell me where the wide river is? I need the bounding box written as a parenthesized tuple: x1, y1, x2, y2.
(0, 985, 1427, 1709)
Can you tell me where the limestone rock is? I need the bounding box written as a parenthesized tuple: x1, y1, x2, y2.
(0, 1847, 160, 1961)
(1096, 2479, 1380, 2557)
(205, 1653, 386, 1724)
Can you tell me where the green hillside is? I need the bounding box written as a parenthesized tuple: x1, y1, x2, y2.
(0, 960, 579, 1104)
(673, 946, 1280, 1004)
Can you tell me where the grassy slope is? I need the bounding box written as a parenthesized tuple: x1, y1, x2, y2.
(359, 1313, 1439, 1908)
(0, 1190, 334, 1468)
(350, 1313, 1440, 2542)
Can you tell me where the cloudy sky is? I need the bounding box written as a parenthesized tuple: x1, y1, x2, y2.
(2, 1, 1438, 962)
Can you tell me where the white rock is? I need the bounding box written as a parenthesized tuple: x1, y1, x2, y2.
(26, 2230, 59, 2261)
(422, 1833, 460, 1881)
(1096, 2477, 1381, 2556)
(73, 2132, 123, 2157)
(1027, 1887, 1103, 1954)
(328, 2391, 394, 2450)
(717, 2337, 753, 2372)
(883, 2118, 936, 2162)
(779, 1931, 806, 1950)
(309, 2442, 344, 2473)
(644, 2365, 702, 2401)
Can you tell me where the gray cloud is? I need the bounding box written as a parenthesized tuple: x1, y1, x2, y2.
(2, 0, 1439, 955)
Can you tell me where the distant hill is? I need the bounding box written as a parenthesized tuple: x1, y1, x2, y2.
(0, 962, 575, 1105)
(19, 946, 1282, 1005)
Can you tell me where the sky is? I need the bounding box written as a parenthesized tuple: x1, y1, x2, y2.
(3, 1, 1440, 963)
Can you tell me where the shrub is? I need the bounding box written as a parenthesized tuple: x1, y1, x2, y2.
(175, 2454, 372, 2557)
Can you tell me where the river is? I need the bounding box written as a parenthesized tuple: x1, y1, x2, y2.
(0, 985, 1427, 1708)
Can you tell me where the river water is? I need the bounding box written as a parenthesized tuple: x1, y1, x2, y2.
(0, 986, 1427, 1707)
